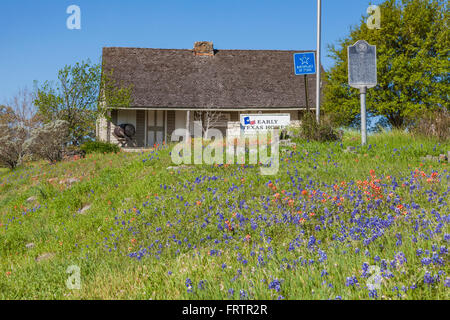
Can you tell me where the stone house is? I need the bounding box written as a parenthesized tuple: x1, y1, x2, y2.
(96, 41, 323, 148)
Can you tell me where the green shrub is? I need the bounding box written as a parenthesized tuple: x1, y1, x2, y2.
(410, 108, 450, 142)
(298, 113, 340, 142)
(80, 141, 120, 154)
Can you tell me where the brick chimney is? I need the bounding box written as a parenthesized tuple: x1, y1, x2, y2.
(193, 41, 214, 56)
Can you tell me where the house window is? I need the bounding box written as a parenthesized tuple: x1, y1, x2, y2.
(117, 110, 136, 127)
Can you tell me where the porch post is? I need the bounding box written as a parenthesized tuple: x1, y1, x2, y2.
(106, 110, 111, 143)
(144, 110, 147, 147)
(186, 110, 190, 142)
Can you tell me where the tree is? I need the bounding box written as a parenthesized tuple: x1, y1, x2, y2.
(34, 60, 133, 146)
(7, 87, 41, 129)
(194, 108, 225, 139)
(0, 88, 40, 169)
(23, 120, 69, 163)
(1, 87, 40, 129)
(0, 125, 27, 169)
(0, 105, 16, 127)
(323, 0, 449, 128)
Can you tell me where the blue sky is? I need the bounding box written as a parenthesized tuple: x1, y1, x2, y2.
(0, 0, 383, 102)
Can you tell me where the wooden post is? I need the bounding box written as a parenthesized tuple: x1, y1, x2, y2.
(304, 74, 309, 114)
(186, 110, 190, 142)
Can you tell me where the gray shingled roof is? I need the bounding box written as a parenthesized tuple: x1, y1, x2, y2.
(102, 46, 323, 109)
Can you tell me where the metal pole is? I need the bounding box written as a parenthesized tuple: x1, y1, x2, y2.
(316, 0, 322, 124)
(360, 86, 367, 145)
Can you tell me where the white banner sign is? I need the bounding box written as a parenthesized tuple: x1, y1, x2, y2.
(240, 114, 291, 135)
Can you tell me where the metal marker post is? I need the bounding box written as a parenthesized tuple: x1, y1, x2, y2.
(360, 86, 367, 145)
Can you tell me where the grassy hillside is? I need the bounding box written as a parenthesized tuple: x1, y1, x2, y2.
(0, 130, 449, 299)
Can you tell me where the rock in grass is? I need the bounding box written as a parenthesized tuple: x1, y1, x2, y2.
(166, 165, 189, 170)
(25, 243, 35, 249)
(67, 177, 80, 184)
(423, 155, 445, 162)
(47, 178, 58, 183)
(79, 205, 91, 215)
(345, 146, 356, 154)
(35, 252, 54, 262)
(280, 139, 296, 148)
(60, 177, 79, 185)
(26, 196, 37, 203)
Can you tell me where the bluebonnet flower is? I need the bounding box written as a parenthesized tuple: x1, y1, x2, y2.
(318, 249, 327, 262)
(307, 235, 316, 249)
(269, 279, 282, 292)
(432, 253, 444, 265)
(444, 278, 450, 288)
(321, 270, 328, 277)
(421, 257, 432, 266)
(424, 272, 435, 285)
(362, 262, 370, 277)
(380, 259, 388, 272)
(394, 252, 407, 266)
(346, 276, 358, 287)
(396, 236, 402, 247)
(198, 280, 206, 290)
(240, 289, 248, 299)
(256, 253, 265, 266)
(186, 278, 193, 293)
(368, 289, 378, 299)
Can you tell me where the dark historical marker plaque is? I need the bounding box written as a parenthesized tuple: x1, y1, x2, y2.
(348, 40, 377, 89)
(347, 40, 377, 146)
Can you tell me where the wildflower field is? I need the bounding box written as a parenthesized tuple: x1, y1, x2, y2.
(0, 130, 448, 300)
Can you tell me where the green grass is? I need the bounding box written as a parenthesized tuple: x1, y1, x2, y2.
(0, 130, 448, 300)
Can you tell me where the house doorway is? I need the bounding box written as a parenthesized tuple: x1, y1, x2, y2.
(147, 110, 165, 147)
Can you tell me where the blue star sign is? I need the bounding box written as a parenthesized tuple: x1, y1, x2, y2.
(293, 52, 316, 75)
